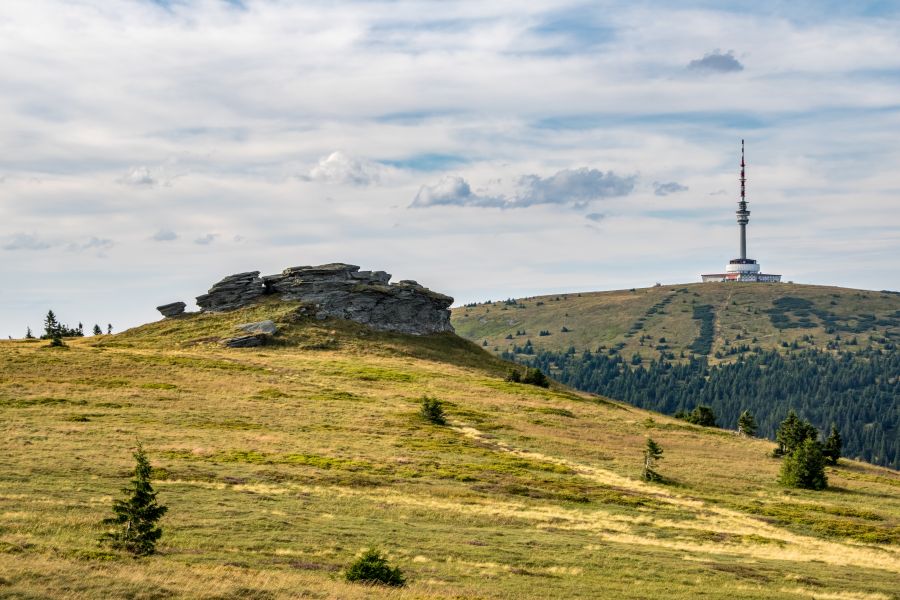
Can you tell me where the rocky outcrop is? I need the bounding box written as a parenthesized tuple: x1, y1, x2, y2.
(236, 320, 277, 335)
(196, 271, 264, 312)
(156, 301, 186, 318)
(195, 263, 454, 335)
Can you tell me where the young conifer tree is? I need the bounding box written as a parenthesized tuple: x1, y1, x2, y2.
(25, 326, 34, 339)
(823, 424, 842, 465)
(92, 324, 103, 336)
(779, 438, 827, 490)
(642, 437, 664, 481)
(100, 444, 167, 556)
(737, 410, 757, 437)
(43, 310, 59, 339)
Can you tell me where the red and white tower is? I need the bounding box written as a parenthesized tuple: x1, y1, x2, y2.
(701, 141, 781, 283)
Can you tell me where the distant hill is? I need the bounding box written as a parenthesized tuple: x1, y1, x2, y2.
(2, 297, 898, 598)
(452, 283, 900, 468)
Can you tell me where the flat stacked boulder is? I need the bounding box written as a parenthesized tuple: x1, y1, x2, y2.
(156, 301, 186, 318)
(196, 271, 264, 312)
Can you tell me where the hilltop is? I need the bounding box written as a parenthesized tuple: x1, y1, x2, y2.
(1, 297, 899, 599)
(452, 282, 900, 360)
(452, 282, 900, 469)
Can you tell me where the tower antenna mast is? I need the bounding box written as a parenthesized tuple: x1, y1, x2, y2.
(737, 139, 750, 260)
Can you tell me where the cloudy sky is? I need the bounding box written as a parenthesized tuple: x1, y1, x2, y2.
(2, 0, 899, 337)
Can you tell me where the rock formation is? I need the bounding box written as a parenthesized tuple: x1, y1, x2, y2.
(156, 301, 186, 318)
(194, 263, 453, 335)
(196, 271, 264, 312)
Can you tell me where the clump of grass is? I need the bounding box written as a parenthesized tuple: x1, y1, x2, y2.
(344, 548, 405, 587)
(420, 396, 446, 425)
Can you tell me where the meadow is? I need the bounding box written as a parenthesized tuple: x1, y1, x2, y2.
(1, 299, 898, 599)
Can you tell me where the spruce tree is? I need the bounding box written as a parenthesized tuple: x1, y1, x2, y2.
(25, 326, 34, 339)
(100, 444, 167, 556)
(93, 324, 103, 336)
(823, 424, 842, 465)
(107, 323, 113, 335)
(43, 310, 59, 339)
(420, 396, 446, 425)
(642, 437, 664, 481)
(775, 410, 818, 456)
(737, 410, 757, 437)
(779, 438, 827, 490)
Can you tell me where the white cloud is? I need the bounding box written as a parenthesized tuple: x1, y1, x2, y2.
(117, 166, 159, 187)
(411, 168, 635, 208)
(302, 151, 390, 185)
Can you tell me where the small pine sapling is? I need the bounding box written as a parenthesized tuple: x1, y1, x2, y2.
(823, 424, 842, 465)
(25, 326, 34, 339)
(345, 548, 406, 587)
(420, 396, 447, 425)
(100, 444, 168, 556)
(737, 410, 757, 437)
(642, 437, 664, 482)
(93, 324, 103, 336)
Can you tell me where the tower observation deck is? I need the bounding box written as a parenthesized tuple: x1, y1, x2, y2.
(701, 141, 781, 283)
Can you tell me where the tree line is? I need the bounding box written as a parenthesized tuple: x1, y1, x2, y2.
(517, 346, 898, 469)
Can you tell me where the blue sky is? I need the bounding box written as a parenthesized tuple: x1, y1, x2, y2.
(1, 0, 899, 337)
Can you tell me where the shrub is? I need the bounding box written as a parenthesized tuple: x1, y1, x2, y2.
(679, 405, 716, 427)
(779, 438, 828, 490)
(420, 396, 446, 425)
(522, 367, 550, 388)
(100, 444, 167, 556)
(505, 369, 521, 383)
(345, 548, 406, 587)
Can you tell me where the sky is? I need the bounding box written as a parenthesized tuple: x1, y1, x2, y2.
(2, 0, 900, 337)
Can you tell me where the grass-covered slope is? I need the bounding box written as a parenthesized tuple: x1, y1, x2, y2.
(452, 282, 900, 361)
(2, 299, 899, 599)
(453, 283, 900, 468)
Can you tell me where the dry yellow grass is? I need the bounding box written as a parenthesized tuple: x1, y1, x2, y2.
(1, 299, 898, 598)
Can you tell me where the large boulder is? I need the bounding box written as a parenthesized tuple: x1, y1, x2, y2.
(196, 271, 264, 312)
(156, 301, 186, 318)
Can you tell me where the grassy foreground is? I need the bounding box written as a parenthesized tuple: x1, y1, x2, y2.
(1, 299, 898, 599)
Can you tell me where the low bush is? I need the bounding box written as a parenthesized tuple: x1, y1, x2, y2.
(345, 548, 406, 587)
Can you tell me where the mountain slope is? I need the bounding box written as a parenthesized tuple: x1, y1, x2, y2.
(452, 282, 900, 468)
(1, 298, 899, 599)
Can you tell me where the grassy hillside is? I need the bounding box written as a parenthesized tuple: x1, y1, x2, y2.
(2, 298, 899, 599)
(452, 282, 900, 362)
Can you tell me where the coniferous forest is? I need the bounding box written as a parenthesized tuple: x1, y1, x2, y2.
(518, 347, 899, 469)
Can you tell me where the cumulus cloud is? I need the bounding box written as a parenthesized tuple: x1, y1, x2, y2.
(516, 168, 635, 207)
(117, 166, 159, 187)
(194, 233, 218, 245)
(411, 168, 635, 209)
(152, 229, 178, 241)
(687, 50, 744, 73)
(410, 175, 504, 208)
(653, 181, 689, 196)
(302, 151, 388, 186)
(2, 233, 53, 251)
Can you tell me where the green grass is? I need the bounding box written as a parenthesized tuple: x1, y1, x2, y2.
(1, 301, 898, 599)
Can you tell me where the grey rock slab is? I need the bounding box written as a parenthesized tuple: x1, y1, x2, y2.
(236, 320, 277, 335)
